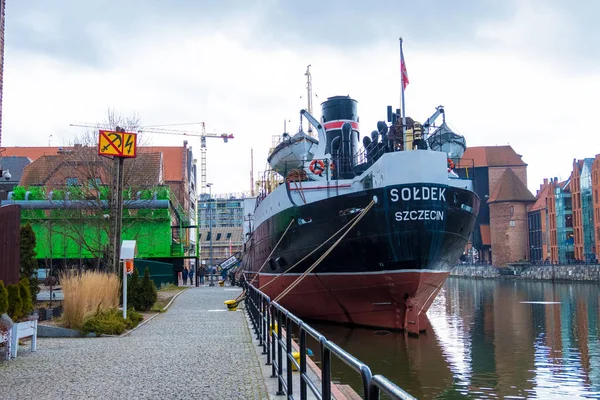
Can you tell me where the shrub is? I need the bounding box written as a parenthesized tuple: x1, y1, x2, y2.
(140, 267, 157, 311)
(125, 308, 143, 330)
(0, 281, 8, 315)
(7, 284, 23, 321)
(80, 309, 126, 335)
(80, 308, 144, 335)
(61, 271, 120, 329)
(19, 278, 33, 316)
(20, 223, 40, 303)
(127, 268, 141, 311)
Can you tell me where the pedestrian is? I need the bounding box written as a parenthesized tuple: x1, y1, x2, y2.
(199, 265, 205, 285)
(182, 268, 189, 286)
(189, 268, 194, 285)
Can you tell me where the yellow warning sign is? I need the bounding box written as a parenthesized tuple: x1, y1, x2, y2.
(98, 130, 137, 158)
(121, 132, 137, 158)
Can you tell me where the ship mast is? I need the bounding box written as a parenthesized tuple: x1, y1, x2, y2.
(305, 65, 314, 137)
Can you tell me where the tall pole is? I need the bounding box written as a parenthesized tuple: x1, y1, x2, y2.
(305, 65, 314, 137)
(400, 37, 407, 150)
(208, 183, 214, 286)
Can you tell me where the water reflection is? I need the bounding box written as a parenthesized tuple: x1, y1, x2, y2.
(310, 278, 600, 399)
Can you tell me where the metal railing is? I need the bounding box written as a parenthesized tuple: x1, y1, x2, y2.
(243, 279, 416, 400)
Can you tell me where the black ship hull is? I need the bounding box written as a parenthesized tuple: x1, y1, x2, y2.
(243, 182, 479, 331)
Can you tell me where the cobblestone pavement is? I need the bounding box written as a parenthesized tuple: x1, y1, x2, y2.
(0, 287, 268, 400)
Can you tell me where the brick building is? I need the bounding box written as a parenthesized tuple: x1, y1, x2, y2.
(527, 179, 552, 262)
(487, 169, 536, 266)
(459, 145, 534, 265)
(0, 0, 5, 145)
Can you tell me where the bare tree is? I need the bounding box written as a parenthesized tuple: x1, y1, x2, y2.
(26, 110, 170, 274)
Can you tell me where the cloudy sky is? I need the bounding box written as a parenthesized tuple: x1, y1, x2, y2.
(5, 0, 600, 195)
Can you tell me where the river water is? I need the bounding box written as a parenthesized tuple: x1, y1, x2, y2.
(310, 278, 600, 399)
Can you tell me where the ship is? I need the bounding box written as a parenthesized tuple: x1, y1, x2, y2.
(242, 79, 479, 335)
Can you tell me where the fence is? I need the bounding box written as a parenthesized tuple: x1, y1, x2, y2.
(243, 279, 416, 400)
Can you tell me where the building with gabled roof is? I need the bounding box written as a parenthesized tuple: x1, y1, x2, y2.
(460, 145, 532, 265)
(488, 168, 536, 266)
(528, 179, 552, 262)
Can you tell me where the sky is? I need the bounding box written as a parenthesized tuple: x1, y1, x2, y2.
(4, 0, 600, 196)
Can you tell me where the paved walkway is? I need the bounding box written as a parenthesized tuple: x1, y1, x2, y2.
(0, 286, 268, 400)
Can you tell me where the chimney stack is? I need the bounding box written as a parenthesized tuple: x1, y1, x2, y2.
(543, 178, 548, 185)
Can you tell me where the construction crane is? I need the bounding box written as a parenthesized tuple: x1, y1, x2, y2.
(138, 123, 233, 194)
(70, 122, 233, 195)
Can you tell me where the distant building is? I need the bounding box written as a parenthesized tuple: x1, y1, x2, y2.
(198, 193, 250, 266)
(459, 145, 534, 265)
(548, 178, 573, 263)
(527, 179, 552, 262)
(0, 156, 30, 197)
(571, 159, 596, 262)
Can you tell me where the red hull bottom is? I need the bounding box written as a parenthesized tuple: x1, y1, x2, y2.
(255, 270, 449, 334)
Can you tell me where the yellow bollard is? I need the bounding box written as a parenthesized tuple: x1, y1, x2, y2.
(292, 351, 300, 371)
(224, 299, 238, 311)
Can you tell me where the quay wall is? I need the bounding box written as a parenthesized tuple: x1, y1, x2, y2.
(450, 264, 600, 281)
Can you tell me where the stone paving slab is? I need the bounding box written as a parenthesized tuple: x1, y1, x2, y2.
(0, 286, 268, 400)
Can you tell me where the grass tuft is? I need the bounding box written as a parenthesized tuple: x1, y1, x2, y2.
(60, 271, 120, 329)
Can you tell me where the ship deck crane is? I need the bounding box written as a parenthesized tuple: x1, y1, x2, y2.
(421, 105, 445, 140)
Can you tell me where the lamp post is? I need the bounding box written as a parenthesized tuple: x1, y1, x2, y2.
(207, 183, 215, 286)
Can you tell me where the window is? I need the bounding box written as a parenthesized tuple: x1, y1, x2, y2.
(226, 232, 232, 240)
(216, 233, 222, 241)
(509, 220, 516, 227)
(206, 232, 211, 241)
(66, 177, 78, 186)
(88, 178, 101, 188)
(510, 205, 514, 215)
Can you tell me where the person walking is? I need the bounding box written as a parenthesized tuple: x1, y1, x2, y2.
(189, 268, 194, 286)
(198, 265, 205, 285)
(182, 268, 189, 286)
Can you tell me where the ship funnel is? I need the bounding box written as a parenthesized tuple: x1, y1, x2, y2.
(321, 96, 360, 169)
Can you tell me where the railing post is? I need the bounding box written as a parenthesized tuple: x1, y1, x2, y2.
(271, 306, 277, 377)
(286, 315, 293, 398)
(300, 325, 307, 400)
(266, 302, 272, 364)
(276, 309, 284, 395)
(258, 296, 264, 347)
(321, 337, 332, 400)
(360, 365, 374, 400)
(261, 297, 267, 355)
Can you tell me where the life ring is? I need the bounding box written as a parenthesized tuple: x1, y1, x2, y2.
(309, 159, 325, 175)
(447, 158, 455, 172)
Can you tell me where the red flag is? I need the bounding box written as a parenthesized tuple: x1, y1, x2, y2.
(401, 48, 409, 90)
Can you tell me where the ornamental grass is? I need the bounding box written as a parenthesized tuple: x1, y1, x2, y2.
(60, 270, 120, 329)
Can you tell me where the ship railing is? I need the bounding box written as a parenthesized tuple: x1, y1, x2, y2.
(243, 278, 416, 400)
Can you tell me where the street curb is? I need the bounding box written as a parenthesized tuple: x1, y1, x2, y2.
(119, 287, 189, 337)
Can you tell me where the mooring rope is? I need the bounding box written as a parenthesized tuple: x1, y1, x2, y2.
(272, 197, 377, 303)
(259, 208, 365, 291)
(248, 217, 295, 286)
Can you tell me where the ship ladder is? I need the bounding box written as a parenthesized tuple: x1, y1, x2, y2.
(273, 197, 377, 303)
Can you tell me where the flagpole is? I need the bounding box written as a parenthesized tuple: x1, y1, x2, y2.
(400, 37, 407, 150)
